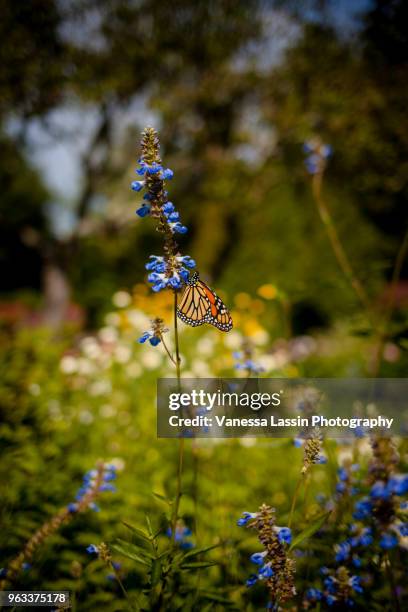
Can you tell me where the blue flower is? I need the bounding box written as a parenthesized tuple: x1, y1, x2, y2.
(258, 563, 274, 579)
(277, 527, 292, 545)
(350, 527, 373, 548)
(103, 471, 116, 482)
(0, 568, 7, 578)
(167, 524, 194, 549)
(349, 575, 363, 594)
(86, 544, 99, 554)
(353, 498, 372, 520)
(234, 359, 265, 374)
(169, 221, 188, 234)
(389, 474, 408, 495)
(324, 576, 336, 594)
(303, 139, 332, 175)
(370, 480, 391, 500)
(144, 255, 195, 292)
(335, 541, 351, 562)
(131, 180, 144, 192)
(338, 467, 348, 482)
(22, 563, 31, 571)
(397, 523, 408, 536)
(99, 483, 116, 493)
(237, 511, 257, 526)
(306, 588, 323, 601)
(246, 574, 258, 587)
(336, 482, 347, 494)
(294, 438, 304, 448)
(139, 330, 161, 346)
(162, 202, 175, 214)
(250, 551, 267, 565)
(162, 168, 174, 180)
(74, 463, 117, 507)
(136, 204, 151, 217)
(379, 533, 398, 549)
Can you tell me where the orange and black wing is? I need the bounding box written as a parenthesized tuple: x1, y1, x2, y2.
(177, 283, 211, 327)
(177, 279, 232, 332)
(198, 279, 233, 332)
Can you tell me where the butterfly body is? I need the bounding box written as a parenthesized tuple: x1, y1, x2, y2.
(177, 271, 233, 332)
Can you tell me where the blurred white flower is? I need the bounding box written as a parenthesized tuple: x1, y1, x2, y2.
(240, 437, 256, 447)
(290, 336, 316, 360)
(114, 345, 132, 363)
(77, 357, 95, 375)
(113, 290, 132, 308)
(48, 401, 62, 420)
(258, 355, 278, 371)
(105, 312, 121, 327)
(126, 309, 150, 330)
(337, 447, 354, 464)
(29, 383, 41, 396)
(109, 457, 125, 471)
(191, 359, 212, 377)
(224, 330, 242, 349)
(251, 329, 270, 346)
(90, 380, 112, 396)
(99, 326, 118, 343)
(99, 404, 116, 418)
(80, 336, 101, 359)
(196, 336, 215, 356)
(141, 350, 163, 370)
(272, 348, 289, 369)
(78, 410, 94, 424)
(60, 355, 78, 374)
(126, 362, 142, 377)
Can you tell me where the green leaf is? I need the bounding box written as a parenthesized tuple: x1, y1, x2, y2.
(122, 521, 152, 542)
(112, 539, 156, 564)
(111, 542, 151, 567)
(150, 559, 162, 587)
(182, 544, 220, 560)
(180, 561, 218, 570)
(152, 492, 173, 505)
(200, 591, 233, 604)
(289, 512, 331, 551)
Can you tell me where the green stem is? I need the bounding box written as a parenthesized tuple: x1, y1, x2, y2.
(174, 291, 181, 383)
(288, 474, 304, 529)
(160, 333, 176, 366)
(111, 562, 137, 611)
(311, 173, 373, 319)
(172, 290, 184, 544)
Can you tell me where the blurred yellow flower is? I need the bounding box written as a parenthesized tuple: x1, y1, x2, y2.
(234, 292, 252, 309)
(257, 284, 277, 300)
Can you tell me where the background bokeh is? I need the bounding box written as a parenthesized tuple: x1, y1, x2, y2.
(0, 1, 407, 610)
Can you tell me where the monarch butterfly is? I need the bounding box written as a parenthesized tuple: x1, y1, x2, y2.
(177, 271, 233, 332)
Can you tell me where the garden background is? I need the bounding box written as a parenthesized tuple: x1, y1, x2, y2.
(0, 1, 407, 610)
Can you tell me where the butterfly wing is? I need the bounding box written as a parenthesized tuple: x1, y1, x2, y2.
(177, 283, 210, 327)
(198, 280, 233, 332)
(177, 276, 233, 332)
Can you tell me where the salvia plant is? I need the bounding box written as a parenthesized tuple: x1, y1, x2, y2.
(2, 128, 406, 611)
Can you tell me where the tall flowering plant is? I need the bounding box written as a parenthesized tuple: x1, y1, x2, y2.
(131, 127, 197, 548)
(133, 127, 196, 375)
